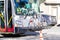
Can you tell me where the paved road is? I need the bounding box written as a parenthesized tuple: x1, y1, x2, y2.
(0, 32, 60, 40)
(0, 26, 60, 40)
(44, 34, 60, 40)
(43, 26, 60, 40)
(0, 31, 40, 40)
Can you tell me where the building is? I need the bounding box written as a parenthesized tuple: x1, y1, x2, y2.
(40, 0, 60, 24)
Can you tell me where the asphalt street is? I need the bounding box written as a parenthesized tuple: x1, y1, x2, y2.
(0, 31, 40, 40)
(0, 26, 60, 40)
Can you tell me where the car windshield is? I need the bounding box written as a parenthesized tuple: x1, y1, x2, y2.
(14, 0, 40, 15)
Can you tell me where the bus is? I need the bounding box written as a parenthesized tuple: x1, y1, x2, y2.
(0, 0, 57, 35)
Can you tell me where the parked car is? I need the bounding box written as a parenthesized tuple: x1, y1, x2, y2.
(41, 14, 57, 26)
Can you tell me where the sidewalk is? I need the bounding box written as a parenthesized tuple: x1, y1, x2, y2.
(42, 26, 60, 35)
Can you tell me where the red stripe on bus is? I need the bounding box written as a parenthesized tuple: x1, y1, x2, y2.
(7, 25, 14, 32)
(0, 25, 6, 32)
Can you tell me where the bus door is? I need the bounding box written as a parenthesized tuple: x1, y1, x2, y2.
(7, 0, 14, 32)
(0, 0, 6, 32)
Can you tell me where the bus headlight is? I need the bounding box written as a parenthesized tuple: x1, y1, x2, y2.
(15, 20, 23, 27)
(15, 23, 18, 27)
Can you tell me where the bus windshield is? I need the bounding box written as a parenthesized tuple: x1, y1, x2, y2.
(14, 0, 40, 15)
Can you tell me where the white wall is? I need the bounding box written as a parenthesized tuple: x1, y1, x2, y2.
(57, 6, 60, 24)
(40, 0, 60, 24)
(40, 3, 52, 15)
(40, 2, 60, 24)
(45, 0, 60, 3)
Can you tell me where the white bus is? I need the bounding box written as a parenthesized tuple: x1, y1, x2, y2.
(0, 0, 57, 35)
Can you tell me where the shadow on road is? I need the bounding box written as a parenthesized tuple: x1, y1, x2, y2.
(0, 31, 39, 38)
